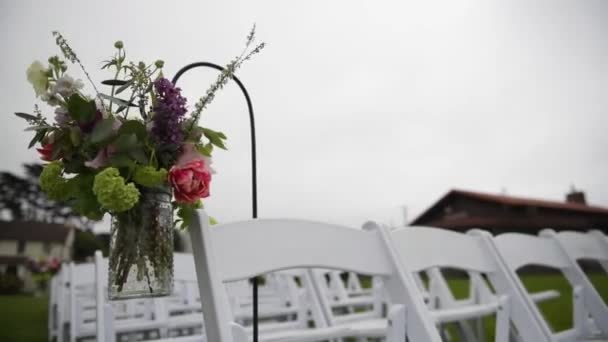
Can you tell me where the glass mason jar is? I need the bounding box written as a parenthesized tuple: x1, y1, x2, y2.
(108, 186, 174, 300)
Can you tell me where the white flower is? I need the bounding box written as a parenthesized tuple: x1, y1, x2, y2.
(41, 92, 61, 106)
(52, 75, 84, 97)
(26, 61, 49, 97)
(54, 107, 70, 125)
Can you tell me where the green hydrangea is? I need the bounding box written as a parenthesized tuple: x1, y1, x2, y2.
(93, 168, 140, 212)
(39, 161, 69, 201)
(132, 166, 168, 188)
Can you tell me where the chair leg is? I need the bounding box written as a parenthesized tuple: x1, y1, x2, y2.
(495, 297, 510, 342)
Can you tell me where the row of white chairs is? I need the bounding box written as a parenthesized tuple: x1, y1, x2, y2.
(48, 210, 608, 342)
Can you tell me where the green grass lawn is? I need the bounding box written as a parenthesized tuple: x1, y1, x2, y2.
(0, 295, 48, 342)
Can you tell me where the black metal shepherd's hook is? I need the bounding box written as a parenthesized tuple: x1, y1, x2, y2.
(172, 62, 259, 342)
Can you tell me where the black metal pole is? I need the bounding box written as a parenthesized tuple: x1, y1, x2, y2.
(172, 62, 259, 342)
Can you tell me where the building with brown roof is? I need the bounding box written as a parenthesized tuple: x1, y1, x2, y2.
(411, 189, 608, 234)
(0, 221, 74, 291)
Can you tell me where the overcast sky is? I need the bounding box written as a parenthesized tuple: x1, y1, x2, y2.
(1, 0, 607, 232)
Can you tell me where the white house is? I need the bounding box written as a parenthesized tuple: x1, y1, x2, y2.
(0, 221, 74, 291)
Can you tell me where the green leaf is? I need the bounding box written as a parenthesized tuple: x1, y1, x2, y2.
(196, 143, 213, 157)
(90, 118, 116, 144)
(202, 128, 227, 150)
(129, 147, 148, 164)
(115, 80, 133, 95)
(24, 125, 52, 132)
(118, 120, 147, 140)
(50, 144, 62, 160)
(113, 133, 138, 152)
(98, 93, 135, 107)
(67, 94, 96, 122)
(14, 112, 38, 121)
(69, 127, 81, 146)
(28, 129, 46, 149)
(101, 79, 128, 86)
(108, 153, 136, 169)
(101, 61, 117, 70)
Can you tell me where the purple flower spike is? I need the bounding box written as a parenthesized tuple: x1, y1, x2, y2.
(152, 78, 188, 145)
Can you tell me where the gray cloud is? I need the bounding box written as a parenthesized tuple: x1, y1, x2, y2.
(1, 0, 607, 232)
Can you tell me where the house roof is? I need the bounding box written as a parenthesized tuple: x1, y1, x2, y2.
(412, 189, 608, 226)
(0, 221, 72, 243)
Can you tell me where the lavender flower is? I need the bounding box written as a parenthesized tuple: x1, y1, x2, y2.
(151, 78, 187, 145)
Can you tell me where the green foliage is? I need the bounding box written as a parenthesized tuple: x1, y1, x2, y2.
(195, 143, 213, 157)
(39, 161, 69, 201)
(0, 274, 24, 294)
(73, 229, 104, 261)
(67, 174, 104, 220)
(187, 24, 265, 135)
(67, 93, 96, 122)
(202, 128, 227, 150)
(118, 120, 147, 140)
(17, 29, 265, 231)
(90, 118, 116, 143)
(175, 200, 203, 229)
(113, 133, 138, 152)
(133, 166, 167, 187)
(93, 167, 140, 212)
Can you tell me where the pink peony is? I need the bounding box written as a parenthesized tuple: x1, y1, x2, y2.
(169, 159, 212, 203)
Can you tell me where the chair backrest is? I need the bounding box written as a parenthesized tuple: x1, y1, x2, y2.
(390, 226, 499, 273)
(492, 232, 608, 339)
(550, 230, 608, 263)
(494, 233, 573, 272)
(389, 227, 552, 342)
(188, 210, 443, 342)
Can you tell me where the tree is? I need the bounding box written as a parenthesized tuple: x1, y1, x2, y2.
(0, 163, 94, 229)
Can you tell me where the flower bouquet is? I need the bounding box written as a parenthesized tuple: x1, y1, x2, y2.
(16, 29, 264, 299)
(26, 256, 61, 295)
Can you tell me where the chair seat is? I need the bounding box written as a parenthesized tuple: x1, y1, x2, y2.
(430, 301, 499, 323)
(331, 296, 375, 308)
(336, 318, 387, 338)
(259, 325, 353, 342)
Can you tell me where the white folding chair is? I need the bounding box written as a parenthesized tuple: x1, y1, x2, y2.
(385, 226, 552, 342)
(541, 229, 608, 338)
(67, 262, 98, 342)
(48, 266, 68, 342)
(308, 268, 387, 340)
(488, 231, 608, 341)
(95, 252, 208, 342)
(187, 210, 444, 342)
(549, 229, 608, 276)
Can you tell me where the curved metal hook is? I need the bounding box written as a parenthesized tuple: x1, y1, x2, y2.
(172, 62, 258, 220)
(172, 62, 259, 342)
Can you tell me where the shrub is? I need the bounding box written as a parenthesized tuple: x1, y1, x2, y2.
(0, 273, 24, 294)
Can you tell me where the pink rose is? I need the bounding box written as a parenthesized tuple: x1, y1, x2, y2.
(169, 159, 212, 203)
(175, 143, 215, 172)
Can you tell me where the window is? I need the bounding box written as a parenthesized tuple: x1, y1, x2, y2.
(17, 240, 26, 254)
(43, 242, 52, 254)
